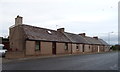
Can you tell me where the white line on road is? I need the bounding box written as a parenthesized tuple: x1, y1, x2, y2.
(110, 64, 118, 70)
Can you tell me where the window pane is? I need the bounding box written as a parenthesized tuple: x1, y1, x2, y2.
(35, 41, 40, 51)
(76, 44, 79, 51)
(65, 43, 68, 50)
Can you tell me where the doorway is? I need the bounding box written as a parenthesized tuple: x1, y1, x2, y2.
(52, 42, 56, 55)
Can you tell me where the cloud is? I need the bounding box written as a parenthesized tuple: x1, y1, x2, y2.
(99, 33, 118, 45)
(1, 0, 118, 45)
(1, 0, 70, 3)
(44, 14, 114, 25)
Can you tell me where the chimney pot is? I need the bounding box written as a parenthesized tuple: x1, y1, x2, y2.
(57, 28, 64, 33)
(79, 33, 86, 36)
(93, 36, 98, 39)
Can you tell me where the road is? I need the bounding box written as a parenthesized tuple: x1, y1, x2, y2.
(2, 52, 118, 70)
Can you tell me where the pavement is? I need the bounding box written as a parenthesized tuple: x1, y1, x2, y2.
(2, 51, 107, 63)
(2, 52, 93, 63)
(2, 54, 72, 63)
(2, 51, 118, 70)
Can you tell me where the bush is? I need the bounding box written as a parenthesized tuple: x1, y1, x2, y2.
(110, 45, 119, 51)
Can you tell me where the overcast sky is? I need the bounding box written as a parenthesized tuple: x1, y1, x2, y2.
(0, 0, 119, 45)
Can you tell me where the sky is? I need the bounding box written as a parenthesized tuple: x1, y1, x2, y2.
(0, 0, 119, 45)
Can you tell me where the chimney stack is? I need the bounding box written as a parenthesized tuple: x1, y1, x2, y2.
(57, 28, 65, 33)
(79, 33, 86, 36)
(93, 36, 98, 39)
(15, 15, 23, 25)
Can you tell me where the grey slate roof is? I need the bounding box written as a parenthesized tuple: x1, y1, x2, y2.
(82, 36, 102, 45)
(16, 24, 108, 45)
(20, 24, 71, 42)
(99, 39, 109, 45)
(64, 32, 89, 44)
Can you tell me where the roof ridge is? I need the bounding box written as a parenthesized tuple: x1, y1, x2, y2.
(22, 24, 57, 32)
(64, 32, 78, 35)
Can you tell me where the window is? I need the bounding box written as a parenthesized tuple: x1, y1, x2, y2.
(35, 41, 40, 51)
(89, 45, 91, 49)
(47, 30, 52, 34)
(65, 43, 68, 50)
(76, 44, 79, 51)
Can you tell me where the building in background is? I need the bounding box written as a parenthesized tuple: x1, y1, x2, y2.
(2, 37, 10, 50)
(0, 37, 10, 50)
(6, 16, 110, 58)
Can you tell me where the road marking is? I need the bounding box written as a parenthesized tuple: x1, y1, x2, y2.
(110, 64, 118, 70)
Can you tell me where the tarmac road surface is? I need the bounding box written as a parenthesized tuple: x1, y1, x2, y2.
(2, 52, 118, 70)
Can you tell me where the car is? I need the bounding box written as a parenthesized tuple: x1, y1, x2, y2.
(0, 44, 7, 57)
(0, 49, 7, 57)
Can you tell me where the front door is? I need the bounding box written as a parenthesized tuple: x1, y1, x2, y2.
(52, 42, 56, 55)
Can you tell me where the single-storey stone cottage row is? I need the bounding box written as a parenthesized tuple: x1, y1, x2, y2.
(6, 16, 110, 58)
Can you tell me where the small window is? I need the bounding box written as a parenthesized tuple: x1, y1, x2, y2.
(47, 30, 52, 34)
(89, 45, 90, 49)
(65, 43, 68, 50)
(76, 44, 79, 51)
(35, 41, 40, 51)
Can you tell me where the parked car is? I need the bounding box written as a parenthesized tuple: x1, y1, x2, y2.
(0, 44, 7, 57)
